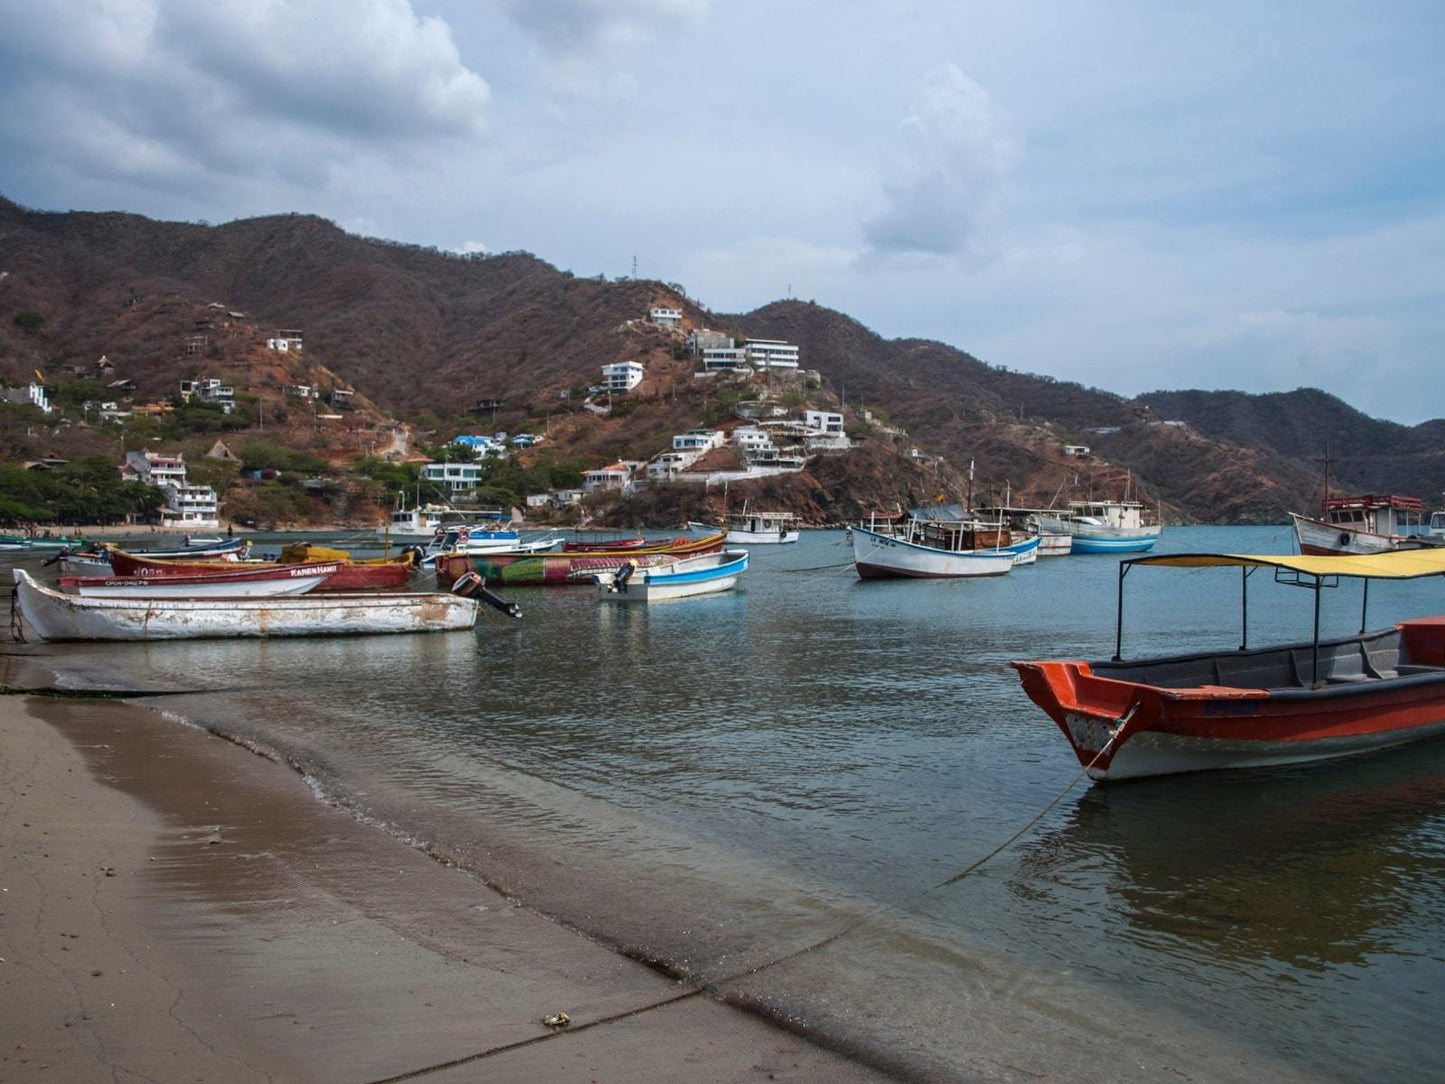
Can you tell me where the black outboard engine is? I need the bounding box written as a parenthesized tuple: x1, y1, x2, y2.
(613, 561, 636, 593)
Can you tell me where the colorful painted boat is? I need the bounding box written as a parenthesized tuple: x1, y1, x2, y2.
(58, 563, 338, 598)
(1290, 494, 1434, 555)
(12, 568, 478, 641)
(106, 547, 413, 591)
(436, 532, 728, 586)
(1067, 499, 1160, 554)
(595, 550, 749, 601)
(1013, 550, 1445, 782)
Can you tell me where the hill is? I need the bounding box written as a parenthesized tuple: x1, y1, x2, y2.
(2, 197, 1439, 525)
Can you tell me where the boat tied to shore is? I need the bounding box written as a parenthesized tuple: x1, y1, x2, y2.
(1013, 549, 1445, 782)
(1289, 493, 1436, 556)
(850, 507, 1037, 579)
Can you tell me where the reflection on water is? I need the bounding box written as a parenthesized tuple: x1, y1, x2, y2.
(8, 525, 1445, 1080)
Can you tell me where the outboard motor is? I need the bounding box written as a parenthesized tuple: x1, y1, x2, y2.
(449, 571, 522, 619)
(613, 561, 637, 593)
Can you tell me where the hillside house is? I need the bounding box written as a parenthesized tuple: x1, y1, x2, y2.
(422, 461, 485, 494)
(285, 384, 319, 400)
(601, 362, 644, 393)
(120, 450, 219, 528)
(647, 451, 699, 479)
(743, 339, 800, 371)
(687, 328, 733, 355)
(649, 306, 683, 328)
(700, 346, 749, 373)
(583, 462, 639, 493)
(673, 429, 725, 454)
(802, 410, 844, 435)
(1063, 444, 1091, 457)
(267, 329, 304, 352)
(1, 382, 52, 414)
(179, 378, 235, 413)
(452, 434, 508, 460)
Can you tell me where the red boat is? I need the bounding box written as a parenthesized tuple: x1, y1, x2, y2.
(1013, 550, 1445, 782)
(106, 548, 413, 592)
(561, 537, 648, 552)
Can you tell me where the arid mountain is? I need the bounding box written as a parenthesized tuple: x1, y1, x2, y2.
(2, 197, 1438, 524)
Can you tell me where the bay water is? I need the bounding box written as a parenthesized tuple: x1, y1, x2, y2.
(10, 524, 1445, 1079)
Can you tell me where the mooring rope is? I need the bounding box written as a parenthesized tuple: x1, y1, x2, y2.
(360, 705, 1141, 1082)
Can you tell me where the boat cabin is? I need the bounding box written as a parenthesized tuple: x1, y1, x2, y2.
(1323, 494, 1426, 538)
(1068, 499, 1152, 529)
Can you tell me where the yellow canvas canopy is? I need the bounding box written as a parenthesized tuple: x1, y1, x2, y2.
(1125, 549, 1445, 580)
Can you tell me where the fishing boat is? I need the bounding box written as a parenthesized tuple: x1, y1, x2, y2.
(11, 568, 478, 641)
(595, 550, 749, 601)
(113, 537, 251, 560)
(974, 505, 1073, 556)
(1289, 494, 1433, 556)
(58, 563, 338, 598)
(0, 534, 31, 551)
(435, 532, 728, 586)
(376, 497, 471, 542)
(105, 546, 413, 591)
(15, 533, 90, 549)
(408, 525, 562, 569)
(561, 536, 649, 552)
(1013, 549, 1445, 782)
(691, 510, 799, 544)
(1067, 498, 1160, 554)
(850, 508, 1027, 579)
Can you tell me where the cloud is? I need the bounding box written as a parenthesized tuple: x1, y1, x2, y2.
(863, 63, 1012, 259)
(502, 0, 707, 96)
(0, 0, 489, 205)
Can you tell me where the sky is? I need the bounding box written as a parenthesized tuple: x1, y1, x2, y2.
(0, 0, 1441, 424)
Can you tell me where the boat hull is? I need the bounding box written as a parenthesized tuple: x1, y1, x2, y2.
(850, 525, 1014, 579)
(437, 533, 727, 586)
(1289, 512, 1430, 556)
(595, 550, 748, 601)
(1067, 527, 1160, 554)
(61, 564, 335, 598)
(1014, 618, 1445, 781)
(12, 569, 477, 641)
(106, 550, 412, 591)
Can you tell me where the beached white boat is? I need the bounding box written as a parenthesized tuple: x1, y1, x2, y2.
(692, 509, 799, 545)
(11, 569, 478, 641)
(594, 550, 749, 601)
(58, 562, 338, 598)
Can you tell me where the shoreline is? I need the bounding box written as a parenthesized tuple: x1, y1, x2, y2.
(0, 673, 891, 1082)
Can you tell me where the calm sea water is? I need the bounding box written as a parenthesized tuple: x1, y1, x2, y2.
(10, 524, 1445, 1080)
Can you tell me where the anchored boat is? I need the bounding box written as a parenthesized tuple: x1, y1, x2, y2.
(1013, 549, 1445, 782)
(595, 549, 749, 601)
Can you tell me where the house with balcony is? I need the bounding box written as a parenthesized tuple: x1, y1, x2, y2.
(422, 461, 486, 494)
(119, 450, 219, 528)
(179, 378, 235, 413)
(743, 339, 800, 371)
(649, 306, 683, 328)
(583, 462, 640, 493)
(673, 429, 725, 454)
(601, 362, 644, 393)
(267, 329, 304, 353)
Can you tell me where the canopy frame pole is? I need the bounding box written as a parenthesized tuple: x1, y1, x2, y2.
(1240, 566, 1254, 650)
(1311, 574, 1323, 688)
(1360, 578, 1370, 635)
(1113, 560, 1131, 661)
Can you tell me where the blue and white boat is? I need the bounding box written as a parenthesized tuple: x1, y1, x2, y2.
(1067, 498, 1161, 554)
(594, 549, 749, 601)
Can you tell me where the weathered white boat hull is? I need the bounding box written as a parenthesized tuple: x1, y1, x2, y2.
(1289, 512, 1428, 556)
(851, 525, 1014, 579)
(13, 570, 477, 641)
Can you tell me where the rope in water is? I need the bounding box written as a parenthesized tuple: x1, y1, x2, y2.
(360, 708, 1139, 1082)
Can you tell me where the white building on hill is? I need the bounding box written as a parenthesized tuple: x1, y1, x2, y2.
(120, 450, 219, 528)
(601, 361, 644, 392)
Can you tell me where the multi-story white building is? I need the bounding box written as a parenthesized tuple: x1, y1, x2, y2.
(267, 329, 304, 352)
(120, 450, 220, 528)
(701, 347, 749, 373)
(649, 306, 683, 328)
(743, 339, 800, 371)
(730, 427, 777, 458)
(672, 429, 725, 454)
(179, 378, 235, 413)
(802, 410, 844, 436)
(422, 461, 486, 494)
(601, 362, 644, 393)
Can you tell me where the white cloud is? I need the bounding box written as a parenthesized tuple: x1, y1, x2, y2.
(863, 63, 1013, 260)
(501, 0, 707, 96)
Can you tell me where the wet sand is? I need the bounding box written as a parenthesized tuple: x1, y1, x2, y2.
(0, 688, 894, 1083)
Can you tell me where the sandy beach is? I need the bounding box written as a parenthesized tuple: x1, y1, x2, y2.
(0, 663, 894, 1082)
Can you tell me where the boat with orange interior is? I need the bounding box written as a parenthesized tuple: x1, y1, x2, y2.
(1013, 549, 1445, 782)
